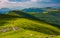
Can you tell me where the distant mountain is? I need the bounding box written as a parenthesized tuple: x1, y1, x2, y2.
(42, 7, 58, 11)
(22, 7, 58, 13)
(22, 8, 44, 13)
(0, 8, 11, 14)
(43, 7, 55, 9)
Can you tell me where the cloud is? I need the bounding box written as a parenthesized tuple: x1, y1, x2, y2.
(8, 0, 30, 2)
(30, 0, 37, 2)
(0, 0, 60, 9)
(49, 4, 60, 6)
(0, 0, 8, 3)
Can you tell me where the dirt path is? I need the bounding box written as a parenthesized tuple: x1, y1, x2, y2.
(0, 26, 19, 33)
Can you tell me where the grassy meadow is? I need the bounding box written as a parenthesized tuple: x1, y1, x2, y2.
(0, 10, 60, 38)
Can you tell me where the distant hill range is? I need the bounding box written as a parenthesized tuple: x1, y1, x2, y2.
(0, 7, 59, 14)
(0, 8, 10, 14)
(22, 8, 44, 13)
(22, 7, 59, 13)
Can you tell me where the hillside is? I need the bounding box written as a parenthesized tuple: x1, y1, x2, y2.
(28, 10, 60, 28)
(0, 11, 60, 38)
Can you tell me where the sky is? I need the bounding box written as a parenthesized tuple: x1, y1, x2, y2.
(0, 0, 60, 9)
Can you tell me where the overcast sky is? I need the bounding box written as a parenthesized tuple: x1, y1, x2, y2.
(0, 0, 60, 9)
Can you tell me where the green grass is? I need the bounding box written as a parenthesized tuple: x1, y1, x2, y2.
(0, 11, 60, 38)
(0, 17, 60, 38)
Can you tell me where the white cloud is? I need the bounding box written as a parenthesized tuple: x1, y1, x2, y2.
(0, 0, 59, 9)
(0, 0, 8, 3)
(30, 0, 37, 2)
(0, 0, 38, 8)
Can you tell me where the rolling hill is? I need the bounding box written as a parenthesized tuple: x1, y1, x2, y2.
(28, 9, 60, 28)
(0, 10, 60, 38)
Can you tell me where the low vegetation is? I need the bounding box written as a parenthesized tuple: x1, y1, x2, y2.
(0, 10, 60, 38)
